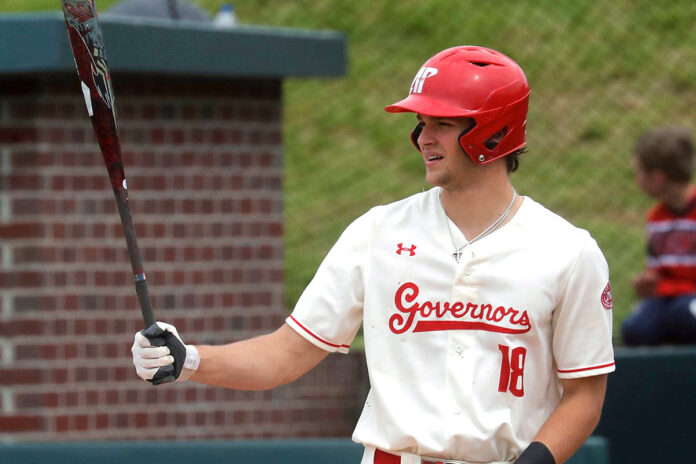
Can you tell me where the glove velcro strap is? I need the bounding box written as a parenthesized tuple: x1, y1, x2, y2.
(176, 345, 200, 382)
(184, 344, 200, 371)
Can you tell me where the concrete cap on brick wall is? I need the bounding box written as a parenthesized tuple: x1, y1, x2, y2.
(106, 0, 212, 22)
(0, 11, 346, 78)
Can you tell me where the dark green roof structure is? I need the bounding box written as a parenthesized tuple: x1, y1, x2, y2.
(0, 12, 346, 78)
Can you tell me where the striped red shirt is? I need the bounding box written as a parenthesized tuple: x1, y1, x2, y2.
(647, 190, 696, 296)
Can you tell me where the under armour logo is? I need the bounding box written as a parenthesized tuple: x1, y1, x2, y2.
(396, 243, 417, 256)
(410, 66, 438, 94)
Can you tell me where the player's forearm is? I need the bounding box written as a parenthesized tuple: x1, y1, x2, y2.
(190, 337, 285, 390)
(532, 374, 607, 464)
(189, 324, 329, 391)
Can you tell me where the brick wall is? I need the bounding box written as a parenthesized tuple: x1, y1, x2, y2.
(0, 75, 367, 441)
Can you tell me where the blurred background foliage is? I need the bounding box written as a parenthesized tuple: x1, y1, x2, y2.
(4, 0, 696, 343)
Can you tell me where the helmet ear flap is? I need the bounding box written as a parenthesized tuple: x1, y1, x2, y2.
(410, 122, 424, 151)
(458, 123, 476, 160)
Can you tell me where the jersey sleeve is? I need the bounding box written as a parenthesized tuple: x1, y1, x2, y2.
(552, 235, 616, 379)
(285, 210, 372, 354)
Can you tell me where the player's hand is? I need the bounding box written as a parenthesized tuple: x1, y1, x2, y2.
(131, 322, 200, 385)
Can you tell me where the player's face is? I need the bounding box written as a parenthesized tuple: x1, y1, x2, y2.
(416, 115, 477, 189)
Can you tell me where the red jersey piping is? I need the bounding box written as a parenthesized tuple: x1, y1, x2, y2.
(557, 361, 615, 374)
(289, 315, 350, 349)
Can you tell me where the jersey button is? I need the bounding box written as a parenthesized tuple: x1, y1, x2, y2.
(464, 268, 472, 276)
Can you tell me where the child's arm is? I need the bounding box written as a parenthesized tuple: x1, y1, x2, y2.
(632, 268, 658, 297)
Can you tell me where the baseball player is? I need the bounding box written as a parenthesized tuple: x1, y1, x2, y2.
(132, 46, 615, 464)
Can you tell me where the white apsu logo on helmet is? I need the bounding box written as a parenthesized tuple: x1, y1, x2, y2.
(410, 66, 438, 94)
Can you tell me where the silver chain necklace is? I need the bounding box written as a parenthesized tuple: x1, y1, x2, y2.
(440, 189, 517, 263)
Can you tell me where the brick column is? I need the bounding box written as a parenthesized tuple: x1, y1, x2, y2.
(0, 75, 366, 441)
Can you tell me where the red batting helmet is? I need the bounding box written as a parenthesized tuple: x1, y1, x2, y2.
(385, 46, 530, 165)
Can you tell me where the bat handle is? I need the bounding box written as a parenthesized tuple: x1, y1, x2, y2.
(135, 276, 156, 328)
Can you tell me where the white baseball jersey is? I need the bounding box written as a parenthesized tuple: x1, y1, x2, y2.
(286, 187, 615, 463)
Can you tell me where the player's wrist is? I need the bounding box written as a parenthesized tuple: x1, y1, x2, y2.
(514, 442, 555, 464)
(176, 344, 200, 382)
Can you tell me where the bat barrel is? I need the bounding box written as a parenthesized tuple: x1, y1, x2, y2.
(63, 0, 157, 329)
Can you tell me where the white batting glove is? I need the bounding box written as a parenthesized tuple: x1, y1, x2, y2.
(131, 322, 200, 384)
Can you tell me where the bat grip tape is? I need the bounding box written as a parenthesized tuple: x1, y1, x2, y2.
(134, 277, 156, 328)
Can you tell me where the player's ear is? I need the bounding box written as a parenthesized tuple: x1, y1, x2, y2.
(484, 127, 508, 150)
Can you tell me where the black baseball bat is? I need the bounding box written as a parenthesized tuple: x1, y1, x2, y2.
(61, 0, 156, 328)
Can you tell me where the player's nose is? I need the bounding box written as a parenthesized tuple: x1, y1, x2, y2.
(417, 124, 437, 149)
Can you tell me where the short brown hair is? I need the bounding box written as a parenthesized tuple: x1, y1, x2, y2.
(634, 126, 694, 183)
(505, 148, 525, 173)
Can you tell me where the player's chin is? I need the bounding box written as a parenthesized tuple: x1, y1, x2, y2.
(425, 170, 448, 188)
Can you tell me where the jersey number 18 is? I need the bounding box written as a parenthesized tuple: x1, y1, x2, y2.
(498, 344, 526, 397)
